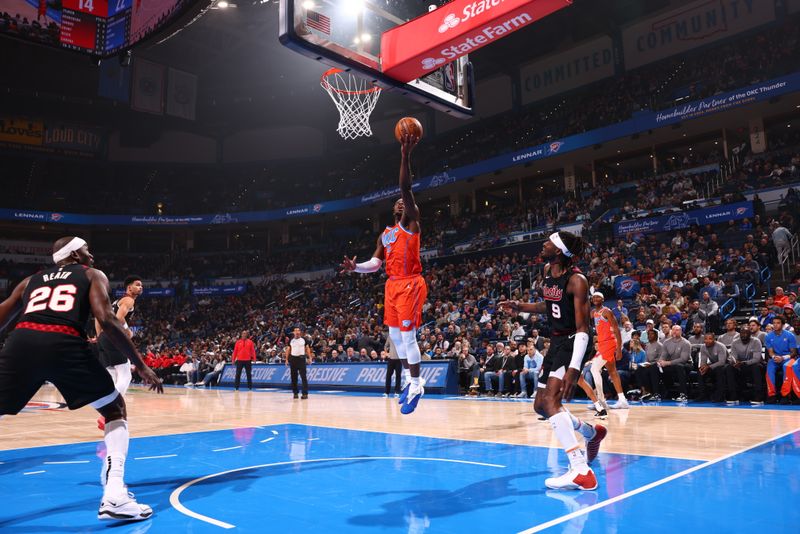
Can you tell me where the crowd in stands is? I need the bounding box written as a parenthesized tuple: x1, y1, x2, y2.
(0, 10, 59, 45)
(3, 16, 798, 219)
(90, 206, 797, 407)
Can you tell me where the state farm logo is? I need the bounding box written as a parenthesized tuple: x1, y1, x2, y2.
(421, 57, 446, 70)
(438, 13, 460, 33)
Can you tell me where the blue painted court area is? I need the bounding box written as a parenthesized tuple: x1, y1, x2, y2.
(0, 424, 797, 533)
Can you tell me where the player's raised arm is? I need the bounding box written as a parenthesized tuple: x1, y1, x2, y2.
(87, 268, 163, 393)
(399, 134, 421, 227)
(0, 277, 29, 333)
(341, 234, 384, 275)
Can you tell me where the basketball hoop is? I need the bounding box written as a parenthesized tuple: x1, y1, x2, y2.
(320, 68, 381, 139)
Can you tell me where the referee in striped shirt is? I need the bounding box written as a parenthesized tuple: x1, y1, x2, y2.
(285, 327, 312, 399)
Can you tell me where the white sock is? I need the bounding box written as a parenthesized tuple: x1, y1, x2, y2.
(593, 401, 604, 411)
(568, 410, 596, 440)
(103, 419, 129, 498)
(617, 393, 626, 401)
(549, 411, 587, 470)
(410, 376, 420, 388)
(590, 358, 606, 404)
(402, 367, 411, 385)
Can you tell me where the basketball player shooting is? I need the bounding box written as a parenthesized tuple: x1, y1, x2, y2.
(499, 231, 606, 490)
(342, 127, 428, 415)
(95, 275, 143, 431)
(0, 237, 163, 521)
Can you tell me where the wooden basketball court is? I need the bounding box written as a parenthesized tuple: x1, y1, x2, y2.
(2, 385, 799, 533)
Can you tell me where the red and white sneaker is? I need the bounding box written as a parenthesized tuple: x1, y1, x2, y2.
(586, 424, 607, 464)
(545, 466, 598, 490)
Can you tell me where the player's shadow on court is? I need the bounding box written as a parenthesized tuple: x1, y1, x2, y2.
(348, 470, 550, 527)
(0, 453, 93, 475)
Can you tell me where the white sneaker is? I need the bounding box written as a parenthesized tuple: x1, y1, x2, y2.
(400, 378, 426, 415)
(608, 398, 629, 409)
(98, 494, 153, 521)
(382, 393, 389, 398)
(544, 466, 598, 490)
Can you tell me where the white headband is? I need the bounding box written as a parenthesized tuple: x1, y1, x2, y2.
(549, 232, 573, 257)
(592, 291, 605, 301)
(52, 237, 87, 263)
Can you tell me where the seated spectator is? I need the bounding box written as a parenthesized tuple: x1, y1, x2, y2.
(518, 343, 543, 398)
(646, 325, 691, 402)
(458, 347, 479, 393)
(480, 345, 499, 395)
(765, 316, 799, 404)
(198, 357, 227, 387)
(180, 356, 198, 386)
(638, 331, 662, 400)
(696, 333, 731, 403)
(727, 325, 765, 405)
(773, 287, 789, 308)
(718, 318, 740, 348)
(620, 332, 647, 394)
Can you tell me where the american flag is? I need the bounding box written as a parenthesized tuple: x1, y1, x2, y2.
(306, 10, 331, 35)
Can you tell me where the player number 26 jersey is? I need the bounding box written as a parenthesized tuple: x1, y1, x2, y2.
(19, 264, 92, 336)
(382, 224, 422, 279)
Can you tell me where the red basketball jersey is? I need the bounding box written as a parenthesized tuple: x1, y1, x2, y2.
(381, 224, 422, 278)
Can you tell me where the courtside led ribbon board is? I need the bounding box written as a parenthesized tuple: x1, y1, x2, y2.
(381, 0, 572, 83)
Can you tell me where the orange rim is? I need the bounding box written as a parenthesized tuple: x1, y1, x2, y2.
(321, 68, 381, 95)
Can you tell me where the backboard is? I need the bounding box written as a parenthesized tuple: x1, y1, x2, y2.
(279, 0, 474, 118)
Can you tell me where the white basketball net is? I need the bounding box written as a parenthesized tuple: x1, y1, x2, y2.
(321, 68, 381, 140)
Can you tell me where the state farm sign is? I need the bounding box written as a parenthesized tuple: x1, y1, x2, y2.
(381, 0, 572, 83)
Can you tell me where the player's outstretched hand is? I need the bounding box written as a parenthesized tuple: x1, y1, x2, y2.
(140, 366, 164, 394)
(341, 255, 357, 274)
(497, 300, 520, 313)
(400, 134, 419, 156)
(561, 368, 580, 402)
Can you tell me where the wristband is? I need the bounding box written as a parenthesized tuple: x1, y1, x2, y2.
(569, 332, 590, 370)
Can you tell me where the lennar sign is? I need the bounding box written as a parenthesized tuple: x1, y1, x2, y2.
(381, 0, 572, 83)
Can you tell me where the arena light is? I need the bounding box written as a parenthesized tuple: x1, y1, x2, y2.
(302, 0, 314, 7)
(342, 0, 364, 15)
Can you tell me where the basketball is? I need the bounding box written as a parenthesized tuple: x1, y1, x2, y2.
(395, 117, 423, 142)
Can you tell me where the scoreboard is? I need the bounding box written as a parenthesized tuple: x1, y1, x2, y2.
(0, 0, 188, 57)
(59, 0, 133, 53)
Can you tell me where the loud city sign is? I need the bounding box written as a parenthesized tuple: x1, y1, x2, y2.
(381, 0, 572, 82)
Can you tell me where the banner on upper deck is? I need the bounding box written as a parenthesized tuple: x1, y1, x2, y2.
(613, 201, 753, 236)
